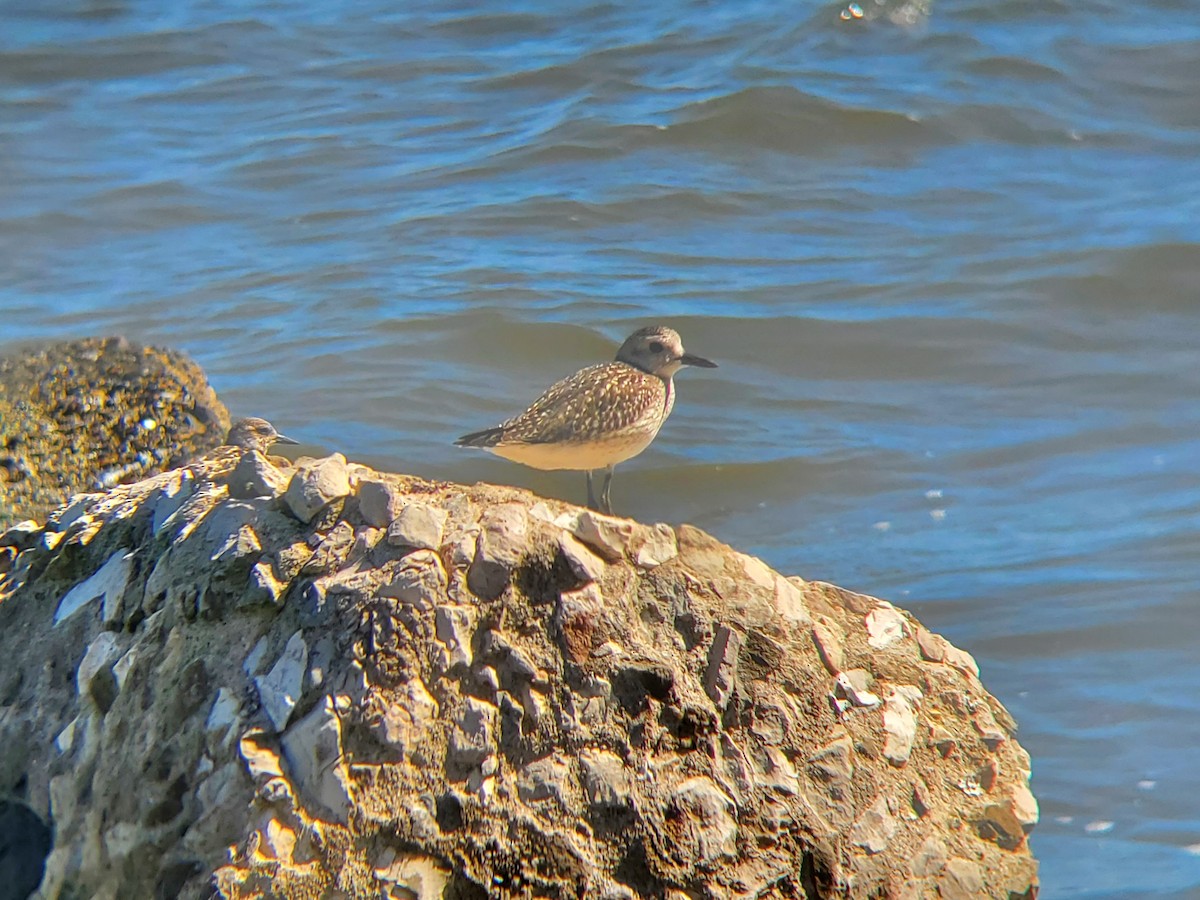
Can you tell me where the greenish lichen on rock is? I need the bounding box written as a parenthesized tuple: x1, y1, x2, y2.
(0, 337, 229, 529)
(0, 443, 1039, 899)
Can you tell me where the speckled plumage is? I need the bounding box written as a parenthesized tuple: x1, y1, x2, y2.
(198, 417, 299, 478)
(455, 325, 716, 513)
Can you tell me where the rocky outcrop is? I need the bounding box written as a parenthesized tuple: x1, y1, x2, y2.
(0, 338, 229, 529)
(0, 445, 1039, 899)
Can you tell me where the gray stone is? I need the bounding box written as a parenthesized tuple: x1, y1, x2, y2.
(55, 549, 135, 625)
(284, 454, 351, 522)
(558, 532, 606, 583)
(634, 523, 677, 569)
(386, 503, 448, 551)
(940, 858, 984, 900)
(851, 795, 897, 855)
(0, 520, 42, 550)
(254, 631, 308, 732)
(579, 750, 633, 810)
(835, 669, 880, 708)
(865, 605, 907, 649)
(280, 696, 352, 825)
(206, 688, 241, 742)
(241, 559, 287, 609)
(466, 505, 528, 599)
(357, 479, 404, 528)
(517, 754, 572, 804)
(379, 550, 448, 609)
(228, 450, 290, 499)
(882, 684, 922, 766)
(76, 631, 121, 707)
(448, 697, 498, 770)
(665, 777, 738, 865)
(435, 605, 474, 669)
(704, 624, 742, 710)
(811, 619, 845, 675)
(910, 835, 947, 877)
(567, 510, 634, 561)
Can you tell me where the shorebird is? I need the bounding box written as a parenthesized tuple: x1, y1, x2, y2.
(455, 325, 716, 514)
(196, 416, 299, 480)
(226, 417, 299, 454)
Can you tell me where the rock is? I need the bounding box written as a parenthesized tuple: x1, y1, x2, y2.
(704, 624, 742, 710)
(280, 697, 352, 825)
(386, 502, 448, 551)
(634, 523, 677, 569)
(558, 531, 606, 583)
(567, 510, 635, 561)
(1010, 776, 1040, 828)
(0, 520, 41, 550)
(911, 835, 947, 877)
(915, 626, 947, 662)
(373, 850, 450, 900)
(580, 750, 633, 810)
(811, 619, 845, 674)
(866, 605, 907, 649)
(76, 631, 122, 710)
(228, 451, 291, 499)
(836, 668, 880, 708)
(357, 479, 404, 528)
(882, 684, 922, 766)
(283, 454, 351, 523)
(663, 777, 738, 867)
(466, 505, 527, 599)
(254, 631, 308, 732)
(55, 549, 135, 625)
(940, 857, 984, 900)
(0, 338, 228, 528)
(0, 445, 1039, 898)
(851, 794, 898, 855)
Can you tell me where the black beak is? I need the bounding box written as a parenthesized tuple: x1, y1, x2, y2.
(680, 352, 718, 369)
(273, 433, 300, 446)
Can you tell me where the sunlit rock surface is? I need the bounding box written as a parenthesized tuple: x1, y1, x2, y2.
(0, 337, 229, 530)
(0, 445, 1038, 899)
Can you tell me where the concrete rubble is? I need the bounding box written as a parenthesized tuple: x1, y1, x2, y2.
(0, 443, 1039, 898)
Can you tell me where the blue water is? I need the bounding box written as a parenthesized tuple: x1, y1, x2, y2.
(5, 1, 1200, 895)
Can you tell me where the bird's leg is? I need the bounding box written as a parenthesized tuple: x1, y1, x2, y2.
(599, 465, 614, 515)
(586, 470, 599, 511)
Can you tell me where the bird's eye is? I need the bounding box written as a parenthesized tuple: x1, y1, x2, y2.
(649, 341, 664, 353)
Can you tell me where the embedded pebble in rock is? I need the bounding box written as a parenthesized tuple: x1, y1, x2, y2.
(254, 631, 308, 732)
(836, 668, 880, 708)
(54, 549, 135, 625)
(279, 697, 352, 825)
(580, 750, 633, 810)
(357, 479, 404, 528)
(941, 857, 985, 900)
(283, 454, 351, 523)
(1010, 777, 1040, 828)
(76, 631, 121, 707)
(704, 625, 743, 710)
(852, 794, 898, 855)
(0, 444, 1039, 899)
(883, 684, 923, 766)
(663, 777, 738, 867)
(811, 619, 845, 675)
(558, 531, 606, 583)
(466, 505, 528, 599)
(566, 509, 634, 561)
(915, 626, 948, 662)
(866, 605, 908, 649)
(228, 451, 291, 499)
(634, 523, 677, 568)
(386, 502, 448, 551)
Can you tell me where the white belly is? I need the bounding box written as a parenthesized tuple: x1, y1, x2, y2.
(489, 431, 658, 471)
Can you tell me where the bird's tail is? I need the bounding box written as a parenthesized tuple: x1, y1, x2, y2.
(455, 427, 506, 448)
